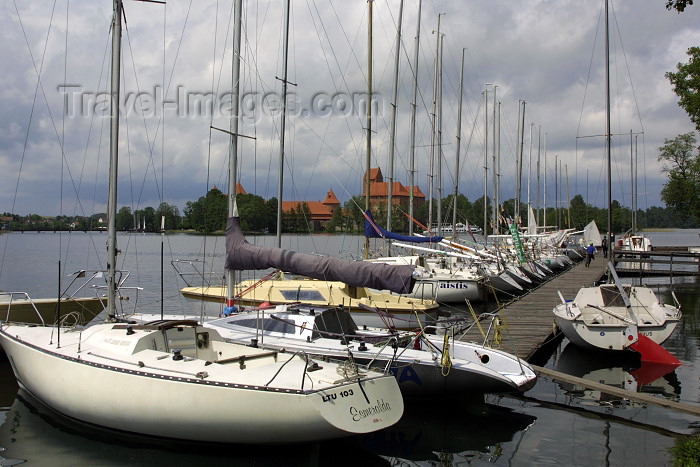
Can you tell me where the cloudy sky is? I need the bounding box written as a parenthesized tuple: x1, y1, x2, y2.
(1, 0, 699, 220)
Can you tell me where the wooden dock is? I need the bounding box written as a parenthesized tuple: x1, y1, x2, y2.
(612, 247, 700, 277)
(454, 253, 700, 417)
(458, 257, 608, 361)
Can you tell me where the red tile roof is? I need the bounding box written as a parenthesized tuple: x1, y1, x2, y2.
(281, 201, 333, 220)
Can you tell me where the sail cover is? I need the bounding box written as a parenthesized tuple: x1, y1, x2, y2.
(225, 217, 416, 294)
(364, 211, 443, 243)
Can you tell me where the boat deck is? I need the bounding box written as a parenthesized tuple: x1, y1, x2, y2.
(458, 257, 609, 362)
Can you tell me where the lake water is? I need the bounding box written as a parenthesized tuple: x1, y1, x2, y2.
(1, 229, 699, 466)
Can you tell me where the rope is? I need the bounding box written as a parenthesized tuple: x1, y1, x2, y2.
(440, 332, 452, 376)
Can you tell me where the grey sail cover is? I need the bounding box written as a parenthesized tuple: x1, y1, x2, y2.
(225, 217, 416, 295)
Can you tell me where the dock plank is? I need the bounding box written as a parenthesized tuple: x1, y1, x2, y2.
(458, 257, 608, 360)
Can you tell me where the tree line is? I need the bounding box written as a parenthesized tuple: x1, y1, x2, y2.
(2, 189, 696, 235)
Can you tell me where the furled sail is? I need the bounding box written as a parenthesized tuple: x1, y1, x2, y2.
(225, 216, 416, 294)
(364, 211, 443, 243)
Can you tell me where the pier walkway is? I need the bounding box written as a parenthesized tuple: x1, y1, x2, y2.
(454, 252, 700, 417)
(458, 256, 608, 361)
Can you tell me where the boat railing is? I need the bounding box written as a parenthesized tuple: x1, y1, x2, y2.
(171, 259, 220, 288)
(1, 291, 46, 325)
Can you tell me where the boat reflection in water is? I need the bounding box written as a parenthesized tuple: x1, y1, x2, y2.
(554, 342, 681, 406)
(0, 390, 387, 466)
(355, 397, 537, 464)
(0, 389, 536, 466)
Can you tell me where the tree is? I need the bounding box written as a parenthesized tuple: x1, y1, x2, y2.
(658, 132, 700, 222)
(344, 196, 365, 232)
(666, 0, 694, 12)
(324, 205, 345, 232)
(116, 207, 133, 231)
(156, 202, 181, 230)
(666, 47, 700, 132)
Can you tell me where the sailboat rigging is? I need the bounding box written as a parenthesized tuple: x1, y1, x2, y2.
(553, 0, 681, 366)
(0, 0, 406, 443)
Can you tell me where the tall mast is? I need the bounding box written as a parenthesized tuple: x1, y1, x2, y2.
(516, 100, 526, 224)
(483, 86, 488, 241)
(436, 34, 443, 235)
(226, 0, 243, 309)
(387, 0, 404, 232)
(363, 0, 373, 259)
(605, 0, 612, 250)
(536, 125, 541, 226)
(452, 48, 466, 240)
(543, 132, 547, 226)
(107, 0, 123, 319)
(491, 86, 497, 236)
(428, 14, 442, 231)
(276, 0, 291, 247)
(408, 0, 422, 236)
(634, 134, 638, 231)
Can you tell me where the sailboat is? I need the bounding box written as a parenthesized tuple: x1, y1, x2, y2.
(205, 302, 538, 396)
(553, 0, 681, 366)
(553, 263, 681, 357)
(179, 0, 439, 328)
(0, 0, 405, 443)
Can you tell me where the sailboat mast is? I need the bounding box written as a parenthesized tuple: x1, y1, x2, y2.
(516, 100, 526, 224)
(227, 0, 243, 307)
(408, 0, 422, 236)
(387, 0, 404, 232)
(543, 132, 547, 226)
(364, 0, 373, 260)
(491, 86, 497, 236)
(634, 134, 638, 231)
(276, 0, 291, 247)
(483, 86, 488, 241)
(605, 0, 612, 250)
(452, 48, 466, 239)
(428, 14, 442, 232)
(107, 0, 123, 318)
(436, 34, 443, 236)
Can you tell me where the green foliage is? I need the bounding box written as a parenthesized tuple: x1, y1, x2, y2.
(156, 202, 181, 231)
(666, 0, 694, 13)
(669, 435, 700, 467)
(658, 133, 700, 223)
(666, 47, 700, 132)
(344, 196, 365, 231)
(323, 205, 345, 232)
(116, 207, 132, 230)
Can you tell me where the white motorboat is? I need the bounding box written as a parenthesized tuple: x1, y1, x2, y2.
(205, 303, 538, 396)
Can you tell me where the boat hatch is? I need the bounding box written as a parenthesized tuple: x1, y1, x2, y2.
(599, 285, 632, 307)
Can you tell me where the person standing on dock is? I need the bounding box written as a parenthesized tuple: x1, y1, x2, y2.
(585, 243, 597, 267)
(601, 236, 608, 258)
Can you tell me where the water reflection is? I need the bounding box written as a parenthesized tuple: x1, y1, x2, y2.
(0, 390, 386, 467)
(354, 397, 536, 464)
(554, 342, 681, 407)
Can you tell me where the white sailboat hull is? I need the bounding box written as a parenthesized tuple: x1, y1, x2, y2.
(207, 306, 537, 395)
(404, 277, 484, 303)
(553, 284, 681, 352)
(0, 323, 403, 443)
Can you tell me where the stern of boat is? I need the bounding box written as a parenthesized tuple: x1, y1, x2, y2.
(312, 374, 404, 434)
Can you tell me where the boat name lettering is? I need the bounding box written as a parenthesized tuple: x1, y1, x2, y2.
(350, 399, 392, 422)
(439, 282, 469, 289)
(322, 388, 354, 403)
